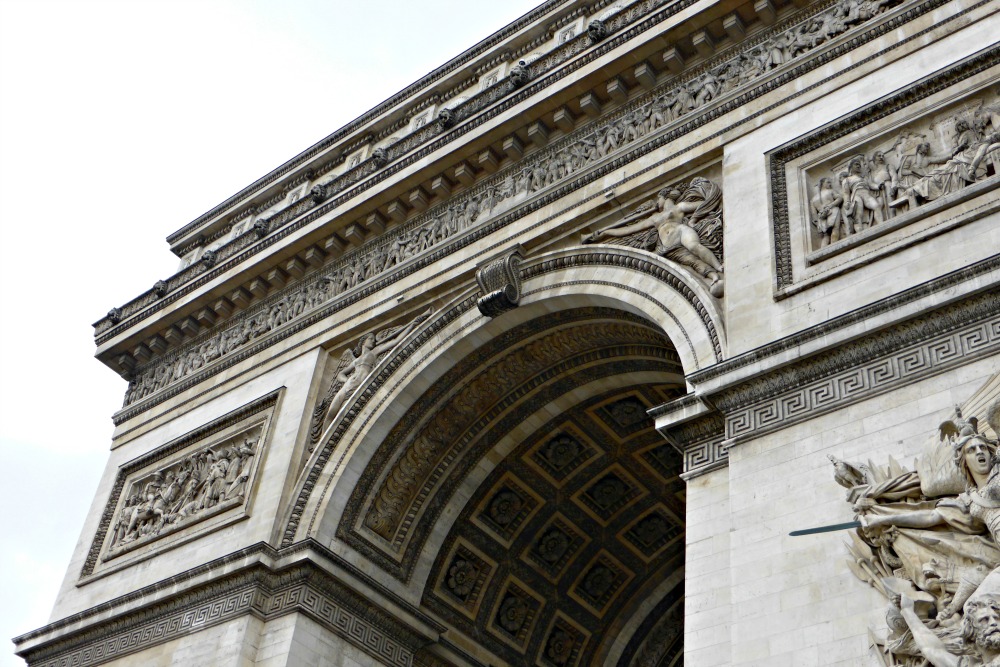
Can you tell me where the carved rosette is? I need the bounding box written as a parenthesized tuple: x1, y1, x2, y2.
(475, 248, 524, 317)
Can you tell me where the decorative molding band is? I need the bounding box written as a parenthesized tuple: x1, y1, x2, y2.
(768, 48, 1000, 293)
(19, 557, 428, 667)
(680, 436, 730, 480)
(94, 0, 948, 345)
(657, 411, 727, 479)
(686, 254, 1000, 386)
(718, 291, 1000, 441)
(281, 295, 479, 547)
(522, 250, 723, 362)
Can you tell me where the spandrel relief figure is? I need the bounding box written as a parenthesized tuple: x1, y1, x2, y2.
(107, 433, 260, 556)
(807, 93, 1000, 251)
(829, 391, 1000, 666)
(583, 177, 724, 297)
(311, 308, 433, 444)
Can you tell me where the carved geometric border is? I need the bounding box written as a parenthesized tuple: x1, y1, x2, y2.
(725, 310, 1000, 441)
(24, 560, 422, 667)
(81, 390, 281, 578)
(681, 436, 730, 480)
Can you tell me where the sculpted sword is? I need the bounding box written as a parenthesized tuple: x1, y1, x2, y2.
(788, 520, 861, 536)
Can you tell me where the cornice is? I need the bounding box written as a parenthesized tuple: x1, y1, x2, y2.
(164, 0, 571, 246)
(93, 0, 970, 361)
(94, 0, 965, 397)
(15, 539, 445, 667)
(96, 0, 700, 342)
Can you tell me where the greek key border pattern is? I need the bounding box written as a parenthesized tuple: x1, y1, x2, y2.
(23, 562, 419, 667)
(682, 436, 729, 479)
(725, 311, 1000, 440)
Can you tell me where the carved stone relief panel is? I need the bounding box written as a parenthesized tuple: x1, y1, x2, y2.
(768, 55, 1000, 295)
(82, 391, 279, 578)
(582, 171, 725, 297)
(803, 87, 999, 252)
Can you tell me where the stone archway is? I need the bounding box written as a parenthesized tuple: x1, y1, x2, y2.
(282, 250, 723, 665)
(326, 304, 690, 666)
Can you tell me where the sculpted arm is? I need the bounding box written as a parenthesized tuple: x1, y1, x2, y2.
(900, 607, 961, 667)
(862, 508, 946, 532)
(586, 210, 656, 241)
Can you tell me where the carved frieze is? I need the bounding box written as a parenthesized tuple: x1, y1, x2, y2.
(768, 53, 1000, 294)
(98, 0, 925, 349)
(803, 88, 999, 251)
(82, 392, 278, 577)
(831, 381, 1000, 666)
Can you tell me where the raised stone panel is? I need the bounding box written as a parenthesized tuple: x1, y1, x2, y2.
(721, 15, 999, 355)
(772, 69, 1000, 294)
(48, 349, 322, 622)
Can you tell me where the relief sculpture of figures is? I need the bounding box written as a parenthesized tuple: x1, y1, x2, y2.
(808, 93, 999, 251)
(829, 386, 1000, 666)
(107, 431, 260, 557)
(121, 0, 919, 408)
(310, 308, 432, 446)
(582, 177, 725, 297)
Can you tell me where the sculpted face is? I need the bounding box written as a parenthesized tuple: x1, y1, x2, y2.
(964, 438, 992, 478)
(967, 594, 1000, 650)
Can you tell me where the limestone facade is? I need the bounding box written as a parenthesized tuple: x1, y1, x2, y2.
(13, 0, 1000, 665)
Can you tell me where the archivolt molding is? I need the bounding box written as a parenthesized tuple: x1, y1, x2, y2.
(334, 310, 681, 582)
(279, 250, 718, 552)
(519, 245, 726, 369)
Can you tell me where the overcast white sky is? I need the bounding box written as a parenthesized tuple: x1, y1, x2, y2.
(0, 1, 542, 662)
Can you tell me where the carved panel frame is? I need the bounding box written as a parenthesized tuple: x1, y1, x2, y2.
(80, 390, 280, 580)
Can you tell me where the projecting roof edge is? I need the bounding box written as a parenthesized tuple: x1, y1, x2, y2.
(164, 0, 572, 247)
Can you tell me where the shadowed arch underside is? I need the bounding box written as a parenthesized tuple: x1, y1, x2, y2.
(336, 306, 687, 666)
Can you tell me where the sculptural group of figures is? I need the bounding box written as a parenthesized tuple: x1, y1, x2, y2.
(108, 436, 258, 553)
(583, 177, 725, 296)
(810, 100, 1000, 248)
(122, 0, 910, 407)
(830, 396, 1000, 666)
